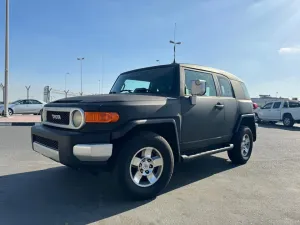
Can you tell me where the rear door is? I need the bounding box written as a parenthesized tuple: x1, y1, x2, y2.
(215, 75, 238, 139)
(13, 100, 28, 114)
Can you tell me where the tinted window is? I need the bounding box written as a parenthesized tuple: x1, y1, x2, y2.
(240, 82, 251, 99)
(283, 102, 288, 108)
(30, 100, 42, 104)
(184, 70, 217, 96)
(110, 67, 178, 96)
(289, 101, 300, 108)
(263, 102, 273, 109)
(217, 76, 234, 97)
(273, 102, 281, 109)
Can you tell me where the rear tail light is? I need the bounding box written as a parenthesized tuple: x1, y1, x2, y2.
(253, 103, 258, 109)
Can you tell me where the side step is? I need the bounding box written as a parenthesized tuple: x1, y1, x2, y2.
(181, 144, 234, 162)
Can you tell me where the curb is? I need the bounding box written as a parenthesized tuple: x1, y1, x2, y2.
(0, 122, 40, 126)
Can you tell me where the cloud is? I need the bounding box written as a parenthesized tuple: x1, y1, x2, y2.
(278, 47, 300, 54)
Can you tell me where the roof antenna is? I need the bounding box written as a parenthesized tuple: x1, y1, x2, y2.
(169, 23, 181, 64)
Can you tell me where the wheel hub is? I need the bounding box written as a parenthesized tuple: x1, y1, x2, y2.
(139, 158, 154, 175)
(129, 147, 164, 188)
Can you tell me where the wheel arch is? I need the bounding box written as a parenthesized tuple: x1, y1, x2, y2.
(234, 114, 256, 142)
(111, 119, 181, 163)
(282, 112, 293, 120)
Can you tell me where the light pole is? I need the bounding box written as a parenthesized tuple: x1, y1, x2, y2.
(77, 57, 84, 95)
(4, 0, 9, 117)
(98, 80, 101, 94)
(156, 60, 160, 65)
(0, 83, 4, 103)
(25, 86, 31, 100)
(169, 23, 181, 63)
(65, 72, 70, 92)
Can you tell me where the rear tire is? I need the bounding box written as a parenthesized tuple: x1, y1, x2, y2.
(283, 114, 294, 127)
(113, 131, 174, 200)
(228, 126, 253, 165)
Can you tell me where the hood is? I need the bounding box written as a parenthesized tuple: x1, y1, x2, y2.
(52, 94, 174, 104)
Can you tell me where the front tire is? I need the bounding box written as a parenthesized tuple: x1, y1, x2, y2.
(114, 131, 174, 200)
(228, 126, 253, 165)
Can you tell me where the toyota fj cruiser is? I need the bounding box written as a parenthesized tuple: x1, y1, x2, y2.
(31, 63, 257, 200)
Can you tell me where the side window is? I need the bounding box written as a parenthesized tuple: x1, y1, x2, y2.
(184, 69, 217, 96)
(289, 101, 300, 108)
(30, 100, 41, 104)
(262, 102, 273, 109)
(24, 100, 31, 104)
(217, 76, 234, 97)
(273, 102, 281, 109)
(283, 102, 288, 108)
(18, 100, 26, 105)
(240, 82, 251, 99)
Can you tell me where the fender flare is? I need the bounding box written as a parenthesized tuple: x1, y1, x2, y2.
(234, 113, 257, 141)
(111, 118, 181, 161)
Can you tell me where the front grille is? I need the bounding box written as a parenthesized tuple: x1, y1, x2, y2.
(33, 135, 58, 150)
(46, 111, 70, 125)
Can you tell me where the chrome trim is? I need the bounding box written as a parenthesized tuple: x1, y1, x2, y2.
(33, 142, 60, 162)
(73, 144, 113, 161)
(42, 107, 85, 130)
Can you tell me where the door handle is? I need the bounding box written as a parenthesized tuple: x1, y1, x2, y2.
(215, 103, 224, 109)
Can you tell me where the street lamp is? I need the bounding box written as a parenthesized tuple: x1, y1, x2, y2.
(65, 72, 70, 91)
(98, 80, 101, 94)
(3, 0, 9, 117)
(169, 23, 181, 63)
(0, 83, 4, 103)
(156, 60, 160, 65)
(77, 57, 85, 95)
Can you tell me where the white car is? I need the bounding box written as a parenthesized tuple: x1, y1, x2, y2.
(255, 100, 300, 127)
(0, 99, 46, 116)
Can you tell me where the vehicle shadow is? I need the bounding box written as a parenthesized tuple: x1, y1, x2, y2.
(0, 155, 236, 225)
(258, 123, 300, 131)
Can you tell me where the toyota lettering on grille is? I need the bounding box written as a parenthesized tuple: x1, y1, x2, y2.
(52, 114, 61, 120)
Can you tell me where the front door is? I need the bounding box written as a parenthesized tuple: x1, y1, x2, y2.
(270, 101, 282, 120)
(258, 102, 273, 120)
(180, 69, 226, 151)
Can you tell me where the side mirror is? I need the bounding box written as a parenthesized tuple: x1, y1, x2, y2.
(191, 80, 206, 96)
(190, 80, 206, 105)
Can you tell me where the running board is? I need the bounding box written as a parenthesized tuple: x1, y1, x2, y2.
(181, 144, 234, 162)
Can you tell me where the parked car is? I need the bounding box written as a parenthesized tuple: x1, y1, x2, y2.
(255, 100, 300, 127)
(31, 63, 257, 200)
(0, 99, 46, 116)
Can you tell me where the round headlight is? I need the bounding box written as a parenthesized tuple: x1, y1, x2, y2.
(72, 110, 83, 128)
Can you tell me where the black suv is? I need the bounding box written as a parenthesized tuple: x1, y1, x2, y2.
(31, 63, 257, 200)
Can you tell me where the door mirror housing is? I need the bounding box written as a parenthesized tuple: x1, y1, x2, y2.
(191, 80, 206, 96)
(190, 80, 206, 105)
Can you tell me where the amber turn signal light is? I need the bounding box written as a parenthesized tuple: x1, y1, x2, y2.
(85, 112, 120, 123)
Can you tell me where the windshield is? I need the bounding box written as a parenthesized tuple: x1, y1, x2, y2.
(10, 100, 20, 104)
(110, 66, 179, 96)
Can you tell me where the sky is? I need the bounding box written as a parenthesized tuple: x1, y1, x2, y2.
(0, 0, 300, 101)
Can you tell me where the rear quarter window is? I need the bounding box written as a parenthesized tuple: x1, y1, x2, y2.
(240, 82, 251, 100)
(230, 80, 245, 99)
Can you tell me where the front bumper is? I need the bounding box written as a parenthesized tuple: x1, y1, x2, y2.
(31, 125, 113, 168)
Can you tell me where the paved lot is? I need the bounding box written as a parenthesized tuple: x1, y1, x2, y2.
(0, 124, 300, 225)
